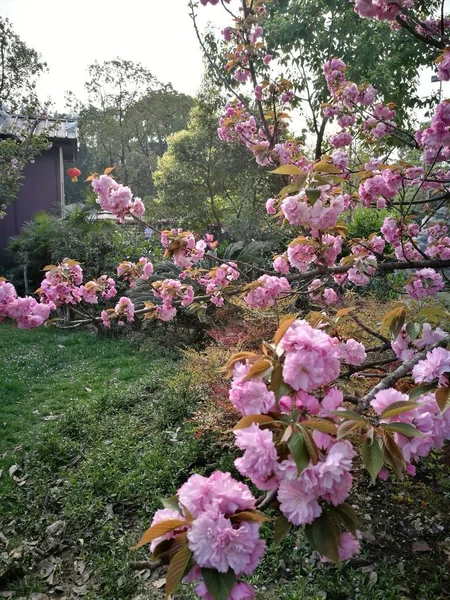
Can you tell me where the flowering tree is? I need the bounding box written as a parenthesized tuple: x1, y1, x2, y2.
(2, 1, 450, 598)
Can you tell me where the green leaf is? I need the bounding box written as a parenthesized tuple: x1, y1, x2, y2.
(151, 538, 173, 561)
(302, 427, 319, 465)
(331, 410, 365, 421)
(305, 511, 341, 563)
(269, 363, 283, 393)
(435, 386, 450, 414)
(302, 418, 338, 435)
(274, 514, 292, 547)
(406, 322, 420, 342)
(270, 164, 303, 175)
(380, 401, 420, 420)
(362, 438, 384, 484)
(233, 414, 275, 430)
(287, 431, 310, 475)
(230, 510, 268, 523)
(379, 430, 405, 479)
(336, 420, 366, 439)
(305, 188, 321, 203)
(332, 503, 360, 536)
(384, 423, 424, 437)
(201, 569, 236, 600)
(131, 519, 187, 550)
(161, 495, 180, 511)
(165, 545, 192, 599)
(409, 383, 437, 400)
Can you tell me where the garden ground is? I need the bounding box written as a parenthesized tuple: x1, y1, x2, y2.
(0, 325, 449, 600)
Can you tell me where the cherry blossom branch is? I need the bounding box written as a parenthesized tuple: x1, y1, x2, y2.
(344, 355, 397, 377)
(256, 489, 277, 509)
(395, 14, 446, 49)
(130, 560, 163, 571)
(349, 314, 391, 345)
(188, 1, 251, 113)
(357, 337, 450, 412)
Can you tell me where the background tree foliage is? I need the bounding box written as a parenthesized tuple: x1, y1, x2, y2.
(0, 16, 47, 110)
(152, 90, 277, 235)
(67, 59, 193, 202)
(200, 0, 442, 158)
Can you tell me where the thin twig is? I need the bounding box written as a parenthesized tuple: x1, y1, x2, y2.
(357, 337, 449, 412)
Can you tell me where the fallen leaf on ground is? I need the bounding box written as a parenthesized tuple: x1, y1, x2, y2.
(412, 539, 431, 552)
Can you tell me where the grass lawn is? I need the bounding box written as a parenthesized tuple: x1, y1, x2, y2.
(0, 324, 449, 599)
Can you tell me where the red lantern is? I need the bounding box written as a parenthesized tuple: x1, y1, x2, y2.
(67, 167, 81, 182)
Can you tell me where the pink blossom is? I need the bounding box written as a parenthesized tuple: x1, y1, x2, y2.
(294, 390, 320, 414)
(278, 469, 322, 525)
(6, 296, 53, 329)
(266, 197, 277, 215)
(329, 131, 353, 148)
(370, 388, 409, 415)
(280, 320, 341, 392)
(188, 513, 265, 574)
(234, 424, 279, 490)
(229, 361, 276, 415)
(244, 275, 291, 309)
(412, 347, 450, 383)
(273, 255, 290, 274)
(321, 388, 344, 411)
(405, 269, 444, 299)
(178, 472, 255, 519)
(339, 339, 367, 366)
(323, 288, 338, 305)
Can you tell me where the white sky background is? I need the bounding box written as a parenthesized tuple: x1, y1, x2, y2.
(0, 0, 241, 108)
(1, 0, 450, 113)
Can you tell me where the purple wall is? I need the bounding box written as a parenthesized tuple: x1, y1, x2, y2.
(0, 146, 62, 253)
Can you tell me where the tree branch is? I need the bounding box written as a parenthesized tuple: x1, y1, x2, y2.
(357, 337, 449, 412)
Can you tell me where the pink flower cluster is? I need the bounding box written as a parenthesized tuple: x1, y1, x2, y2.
(117, 257, 154, 286)
(101, 296, 135, 328)
(229, 361, 276, 415)
(161, 229, 207, 268)
(371, 387, 450, 469)
(167, 472, 264, 596)
(278, 441, 356, 526)
(307, 279, 338, 305)
(392, 323, 447, 362)
(351, 0, 414, 21)
(152, 279, 195, 322)
(412, 347, 450, 384)
(281, 191, 346, 230)
(280, 320, 341, 392)
(359, 169, 402, 207)
(91, 174, 145, 223)
(338, 338, 367, 366)
(416, 101, 450, 164)
(147, 471, 263, 599)
(38, 260, 83, 306)
(0, 280, 53, 329)
(405, 268, 445, 299)
(199, 262, 240, 306)
(81, 276, 117, 304)
(323, 57, 398, 159)
(244, 275, 291, 308)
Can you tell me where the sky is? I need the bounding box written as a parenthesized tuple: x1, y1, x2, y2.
(0, 0, 240, 109)
(1, 0, 449, 112)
